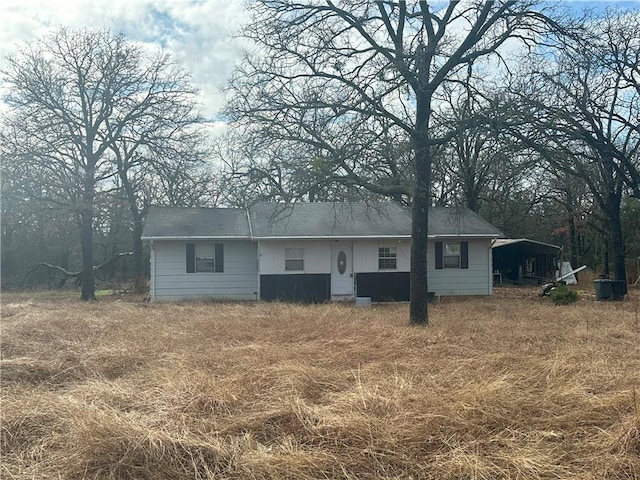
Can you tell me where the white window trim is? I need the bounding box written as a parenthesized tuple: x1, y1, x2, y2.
(443, 242, 461, 269)
(285, 247, 304, 271)
(378, 246, 398, 270)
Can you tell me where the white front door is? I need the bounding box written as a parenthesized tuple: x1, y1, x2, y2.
(331, 242, 354, 300)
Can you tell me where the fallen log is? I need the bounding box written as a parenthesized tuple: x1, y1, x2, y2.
(23, 251, 133, 288)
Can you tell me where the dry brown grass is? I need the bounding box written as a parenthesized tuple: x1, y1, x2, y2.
(1, 287, 639, 479)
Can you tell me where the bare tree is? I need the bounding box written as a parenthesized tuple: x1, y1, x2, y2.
(108, 134, 211, 293)
(434, 85, 538, 214)
(0, 137, 79, 287)
(218, 123, 413, 206)
(225, 0, 560, 324)
(506, 9, 639, 292)
(2, 28, 209, 299)
(598, 11, 640, 195)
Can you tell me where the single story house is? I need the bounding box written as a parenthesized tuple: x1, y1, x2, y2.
(141, 202, 503, 302)
(491, 238, 562, 285)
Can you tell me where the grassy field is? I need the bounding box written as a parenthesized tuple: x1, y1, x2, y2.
(1, 287, 639, 479)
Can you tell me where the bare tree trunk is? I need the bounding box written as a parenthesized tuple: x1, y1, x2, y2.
(410, 98, 431, 325)
(410, 191, 429, 325)
(80, 171, 96, 301)
(565, 189, 579, 279)
(466, 188, 479, 213)
(568, 213, 578, 267)
(607, 196, 628, 294)
(120, 168, 147, 294)
(131, 215, 145, 292)
(80, 216, 95, 300)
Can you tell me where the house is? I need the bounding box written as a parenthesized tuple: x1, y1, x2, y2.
(141, 202, 503, 302)
(491, 239, 562, 285)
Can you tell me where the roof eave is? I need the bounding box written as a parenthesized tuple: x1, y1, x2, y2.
(252, 235, 412, 240)
(182, 233, 501, 241)
(429, 233, 503, 238)
(492, 238, 560, 250)
(143, 233, 503, 241)
(141, 235, 252, 241)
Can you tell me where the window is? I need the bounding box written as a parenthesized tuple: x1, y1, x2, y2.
(285, 247, 304, 271)
(196, 244, 215, 272)
(186, 243, 224, 273)
(378, 247, 397, 269)
(435, 241, 469, 270)
(443, 242, 460, 269)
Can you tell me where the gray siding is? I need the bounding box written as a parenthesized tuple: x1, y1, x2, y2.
(426, 238, 493, 295)
(149, 237, 494, 301)
(151, 240, 258, 301)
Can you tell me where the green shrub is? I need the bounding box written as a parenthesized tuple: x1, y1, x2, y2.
(550, 283, 579, 305)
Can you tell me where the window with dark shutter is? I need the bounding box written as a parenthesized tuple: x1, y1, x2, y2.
(436, 241, 469, 270)
(187, 243, 223, 273)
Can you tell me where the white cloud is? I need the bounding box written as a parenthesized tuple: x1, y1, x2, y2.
(0, 0, 248, 119)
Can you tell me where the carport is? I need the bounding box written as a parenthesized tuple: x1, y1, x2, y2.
(492, 239, 561, 285)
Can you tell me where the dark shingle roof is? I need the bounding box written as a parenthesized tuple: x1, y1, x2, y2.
(429, 206, 503, 237)
(141, 206, 250, 239)
(248, 202, 412, 238)
(142, 203, 503, 240)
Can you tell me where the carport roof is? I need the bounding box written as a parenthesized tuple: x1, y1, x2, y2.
(492, 238, 561, 253)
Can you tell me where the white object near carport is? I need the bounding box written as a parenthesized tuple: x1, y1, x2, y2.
(556, 263, 587, 284)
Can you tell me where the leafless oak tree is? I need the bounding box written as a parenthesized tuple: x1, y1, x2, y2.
(2, 28, 209, 299)
(506, 10, 640, 293)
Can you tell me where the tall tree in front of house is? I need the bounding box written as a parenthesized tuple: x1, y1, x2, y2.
(1, 28, 208, 298)
(225, 0, 563, 324)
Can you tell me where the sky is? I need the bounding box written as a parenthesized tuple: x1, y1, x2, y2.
(0, 0, 249, 129)
(1, 0, 638, 130)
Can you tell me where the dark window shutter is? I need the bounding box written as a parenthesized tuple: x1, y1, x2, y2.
(186, 243, 195, 273)
(435, 242, 443, 270)
(215, 243, 224, 273)
(461, 241, 469, 269)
